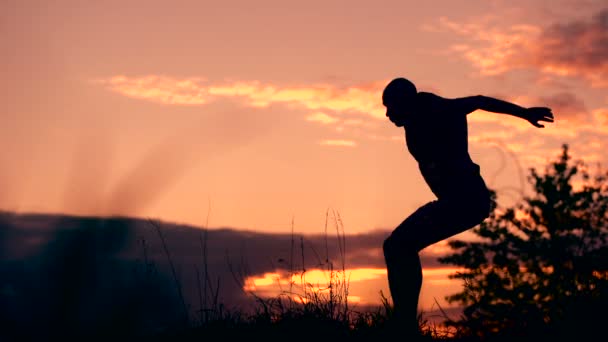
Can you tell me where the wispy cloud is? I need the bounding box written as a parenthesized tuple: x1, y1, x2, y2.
(319, 139, 357, 147)
(93, 75, 608, 158)
(593, 108, 608, 125)
(94, 75, 400, 148)
(94, 76, 387, 119)
(513, 94, 608, 137)
(305, 111, 339, 125)
(467, 91, 601, 138)
(93, 75, 210, 105)
(591, 108, 608, 134)
(432, 8, 608, 87)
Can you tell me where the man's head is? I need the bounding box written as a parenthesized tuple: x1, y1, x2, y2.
(382, 77, 417, 127)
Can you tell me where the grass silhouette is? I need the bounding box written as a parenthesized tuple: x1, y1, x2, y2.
(140, 208, 600, 342)
(143, 209, 459, 342)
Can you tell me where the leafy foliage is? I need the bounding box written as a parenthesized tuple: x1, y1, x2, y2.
(439, 144, 608, 339)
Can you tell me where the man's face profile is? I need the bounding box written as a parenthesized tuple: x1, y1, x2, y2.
(382, 77, 417, 128)
(384, 98, 408, 127)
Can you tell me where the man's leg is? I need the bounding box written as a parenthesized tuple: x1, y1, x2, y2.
(383, 201, 439, 334)
(382, 191, 491, 334)
(383, 241, 422, 334)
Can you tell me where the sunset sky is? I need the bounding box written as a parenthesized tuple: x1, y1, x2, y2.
(2, 0, 608, 313)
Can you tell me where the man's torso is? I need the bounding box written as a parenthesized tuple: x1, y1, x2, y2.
(404, 92, 481, 198)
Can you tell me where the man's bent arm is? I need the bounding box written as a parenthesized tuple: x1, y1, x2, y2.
(453, 95, 554, 128)
(450, 95, 526, 117)
(473, 95, 527, 118)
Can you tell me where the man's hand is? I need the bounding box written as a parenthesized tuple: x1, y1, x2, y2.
(524, 107, 554, 128)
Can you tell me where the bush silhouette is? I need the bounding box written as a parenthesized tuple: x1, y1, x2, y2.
(439, 144, 608, 339)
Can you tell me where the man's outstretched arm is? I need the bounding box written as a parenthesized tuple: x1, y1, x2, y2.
(453, 95, 554, 128)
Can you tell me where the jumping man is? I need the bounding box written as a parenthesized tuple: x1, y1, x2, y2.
(381, 77, 554, 336)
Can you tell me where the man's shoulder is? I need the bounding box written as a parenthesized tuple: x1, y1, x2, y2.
(416, 92, 448, 110)
(417, 92, 479, 114)
(418, 91, 450, 103)
(417, 91, 442, 99)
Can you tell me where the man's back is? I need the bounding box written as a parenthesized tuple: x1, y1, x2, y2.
(404, 92, 477, 198)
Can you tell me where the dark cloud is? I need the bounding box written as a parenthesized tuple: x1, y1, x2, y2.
(0, 212, 184, 339)
(527, 8, 608, 87)
(536, 9, 608, 71)
(446, 8, 608, 87)
(538, 91, 589, 123)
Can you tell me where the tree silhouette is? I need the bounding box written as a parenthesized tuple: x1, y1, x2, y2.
(439, 144, 608, 339)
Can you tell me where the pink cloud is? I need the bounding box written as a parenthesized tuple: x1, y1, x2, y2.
(93, 75, 210, 105)
(437, 9, 608, 87)
(537, 92, 589, 124)
(305, 111, 339, 125)
(95, 76, 387, 119)
(466, 91, 592, 139)
(533, 9, 608, 87)
(592, 108, 608, 132)
(319, 139, 357, 147)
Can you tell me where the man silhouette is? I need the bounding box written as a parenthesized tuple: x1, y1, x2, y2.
(381, 77, 554, 336)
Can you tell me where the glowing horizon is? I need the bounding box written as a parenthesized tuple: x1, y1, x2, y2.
(242, 266, 465, 310)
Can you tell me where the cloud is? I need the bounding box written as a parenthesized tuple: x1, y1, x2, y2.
(530, 92, 589, 124)
(305, 111, 339, 125)
(343, 118, 366, 126)
(593, 108, 608, 126)
(0, 213, 385, 314)
(319, 139, 357, 147)
(95, 76, 387, 119)
(435, 8, 608, 87)
(467, 91, 596, 140)
(1, 210, 476, 315)
(534, 9, 608, 87)
(93, 75, 210, 105)
(93, 76, 395, 148)
(590, 108, 608, 134)
(518, 94, 608, 136)
(2, 212, 446, 275)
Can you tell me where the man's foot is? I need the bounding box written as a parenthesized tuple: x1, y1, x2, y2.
(382, 316, 421, 341)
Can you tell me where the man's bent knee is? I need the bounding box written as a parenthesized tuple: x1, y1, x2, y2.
(383, 236, 394, 260)
(383, 234, 417, 261)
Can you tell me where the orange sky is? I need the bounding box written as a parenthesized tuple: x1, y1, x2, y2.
(3, 0, 607, 234)
(2, 0, 607, 313)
